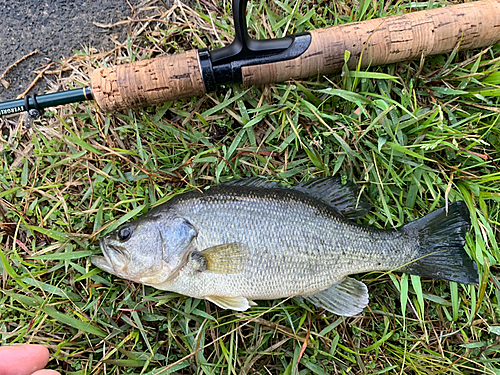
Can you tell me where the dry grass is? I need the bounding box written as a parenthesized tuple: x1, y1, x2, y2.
(1, 0, 499, 374)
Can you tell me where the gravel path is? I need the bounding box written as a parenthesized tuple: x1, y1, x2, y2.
(0, 0, 144, 101)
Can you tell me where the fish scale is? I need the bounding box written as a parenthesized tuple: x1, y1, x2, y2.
(144, 187, 410, 297)
(92, 177, 478, 316)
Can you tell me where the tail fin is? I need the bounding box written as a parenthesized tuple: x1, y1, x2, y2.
(401, 201, 478, 285)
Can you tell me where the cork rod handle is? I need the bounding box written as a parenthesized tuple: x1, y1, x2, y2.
(242, 0, 500, 85)
(91, 49, 206, 111)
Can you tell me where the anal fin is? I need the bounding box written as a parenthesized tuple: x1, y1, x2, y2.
(305, 277, 369, 316)
(206, 295, 254, 311)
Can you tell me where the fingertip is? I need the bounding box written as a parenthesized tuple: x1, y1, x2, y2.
(31, 370, 61, 375)
(0, 344, 51, 375)
(30, 344, 50, 363)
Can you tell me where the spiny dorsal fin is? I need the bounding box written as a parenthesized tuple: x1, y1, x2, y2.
(222, 176, 370, 219)
(221, 177, 278, 189)
(305, 277, 369, 316)
(292, 177, 370, 219)
(206, 295, 254, 311)
(195, 243, 249, 274)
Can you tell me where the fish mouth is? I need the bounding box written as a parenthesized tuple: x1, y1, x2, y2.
(92, 238, 129, 274)
(90, 255, 115, 275)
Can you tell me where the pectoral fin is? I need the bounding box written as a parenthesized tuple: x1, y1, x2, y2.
(305, 277, 369, 316)
(206, 295, 255, 311)
(195, 243, 249, 274)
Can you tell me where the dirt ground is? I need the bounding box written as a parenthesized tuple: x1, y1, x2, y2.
(0, 0, 146, 102)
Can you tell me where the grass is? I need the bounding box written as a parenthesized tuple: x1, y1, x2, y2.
(0, 0, 499, 373)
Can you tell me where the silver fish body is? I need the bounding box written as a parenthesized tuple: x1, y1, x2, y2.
(92, 177, 478, 316)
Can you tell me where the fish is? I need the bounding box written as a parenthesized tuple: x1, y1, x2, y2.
(91, 177, 478, 316)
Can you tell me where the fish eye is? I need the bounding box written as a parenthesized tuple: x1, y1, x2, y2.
(118, 226, 132, 242)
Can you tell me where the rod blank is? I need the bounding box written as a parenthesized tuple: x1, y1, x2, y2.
(0, 88, 92, 116)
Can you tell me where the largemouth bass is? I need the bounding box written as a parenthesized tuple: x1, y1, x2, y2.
(91, 177, 478, 316)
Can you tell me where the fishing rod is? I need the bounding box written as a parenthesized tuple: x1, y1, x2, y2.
(1, 0, 499, 119)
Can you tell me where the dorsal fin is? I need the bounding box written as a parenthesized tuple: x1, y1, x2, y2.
(291, 177, 370, 219)
(222, 176, 370, 220)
